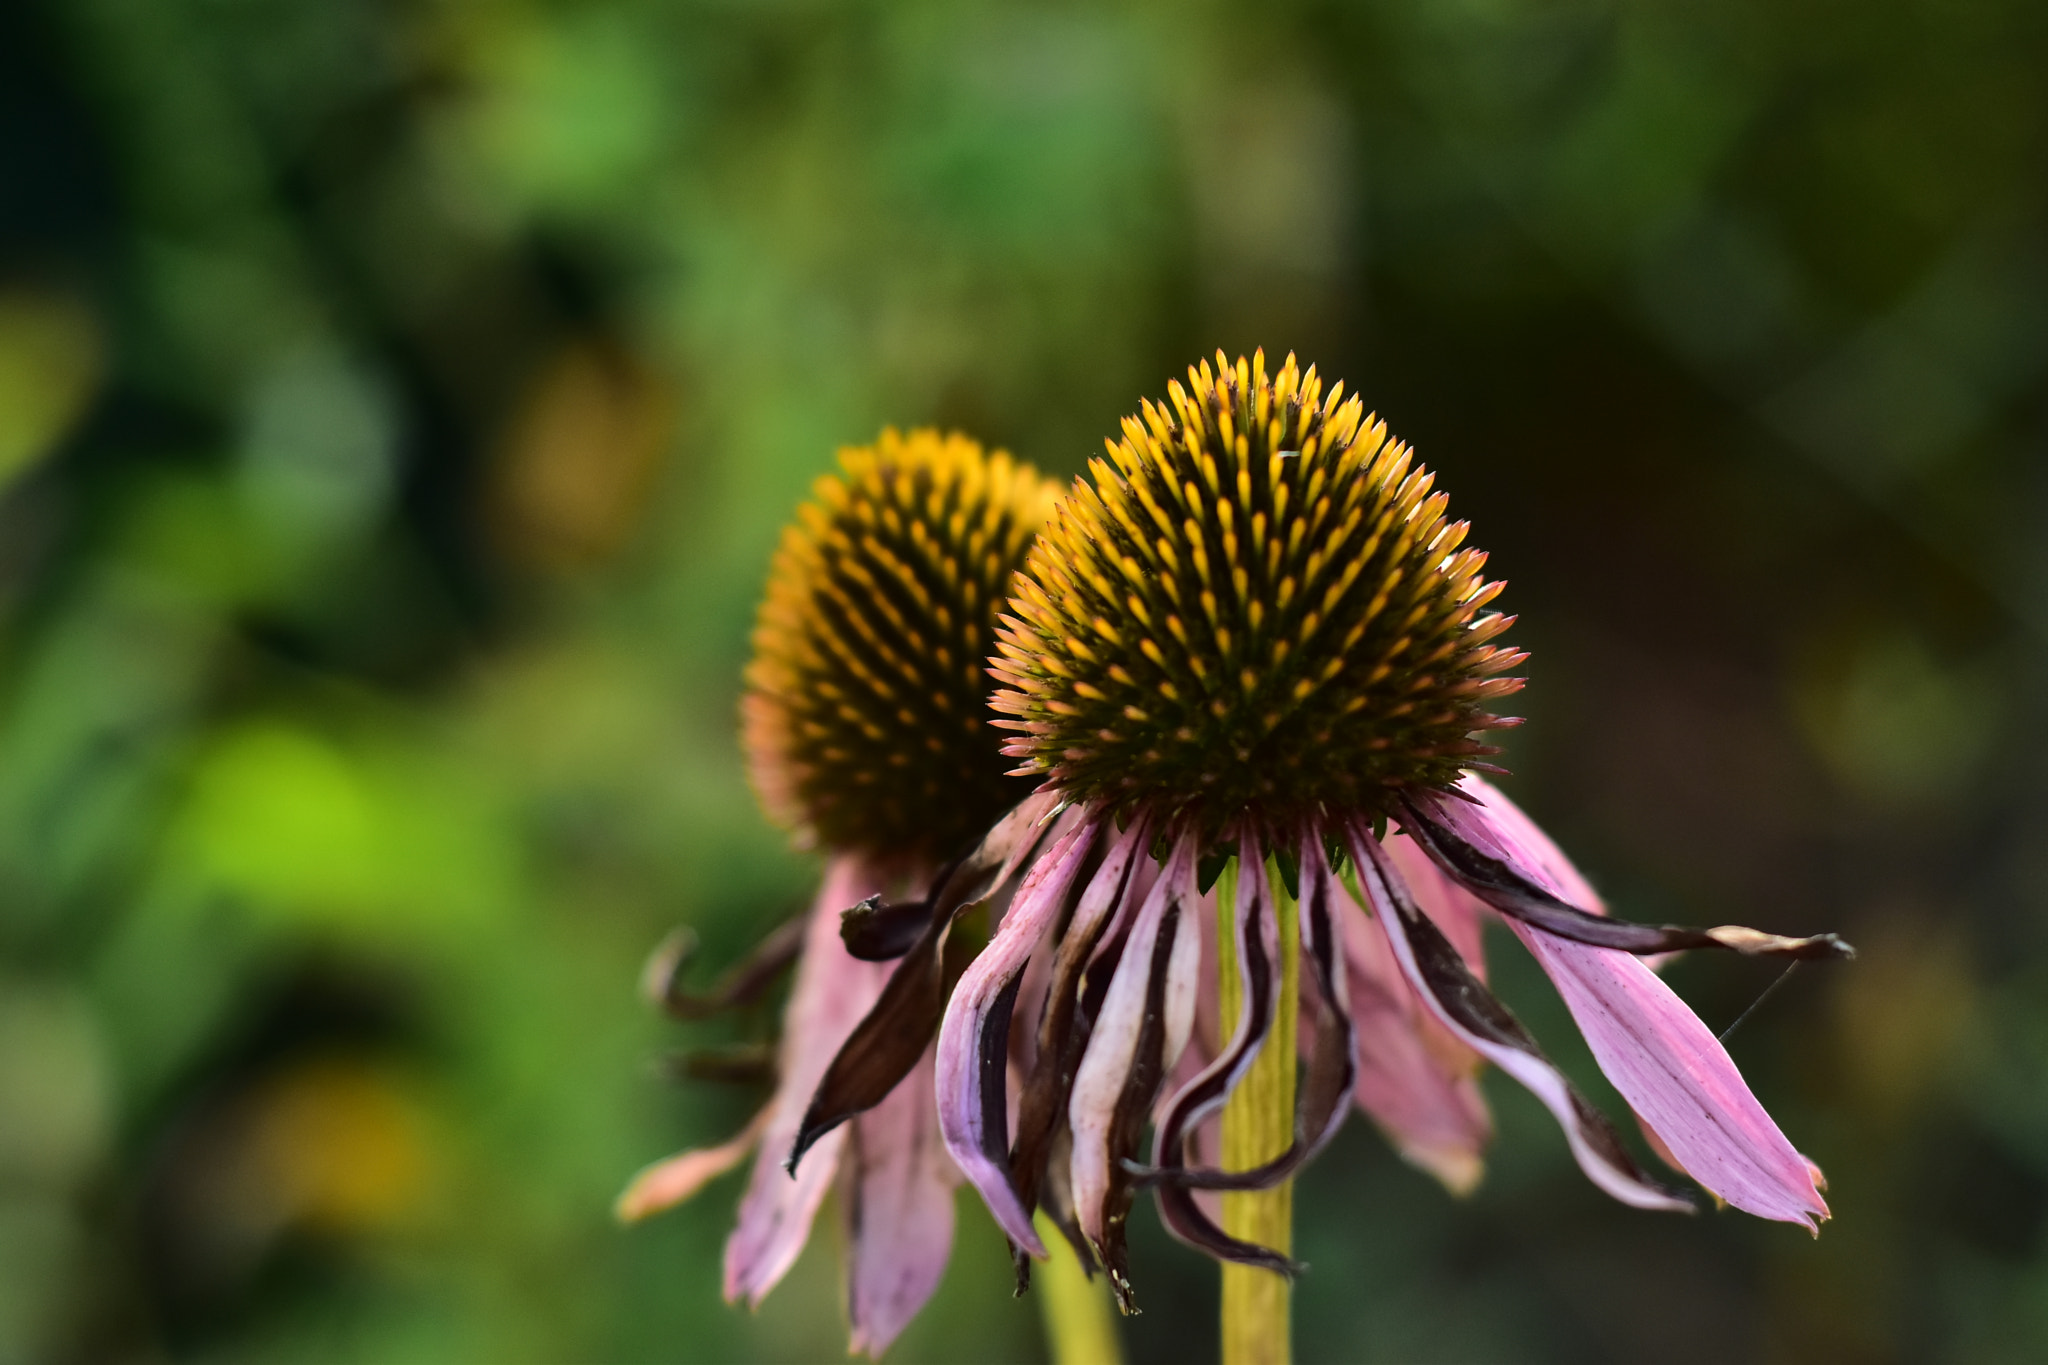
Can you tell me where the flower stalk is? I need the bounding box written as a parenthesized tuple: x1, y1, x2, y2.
(1218, 857, 1298, 1365)
(1034, 1211, 1124, 1365)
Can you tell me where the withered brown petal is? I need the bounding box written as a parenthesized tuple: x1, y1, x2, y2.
(841, 892, 940, 961)
(788, 805, 1066, 1173)
(1398, 798, 1852, 962)
(661, 1042, 778, 1086)
(647, 915, 808, 1020)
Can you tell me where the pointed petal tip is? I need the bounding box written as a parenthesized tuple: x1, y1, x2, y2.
(1706, 926, 1856, 961)
(1401, 1144, 1486, 1198)
(615, 1110, 767, 1223)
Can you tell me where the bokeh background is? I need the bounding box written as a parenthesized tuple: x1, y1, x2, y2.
(2, 0, 2044, 1361)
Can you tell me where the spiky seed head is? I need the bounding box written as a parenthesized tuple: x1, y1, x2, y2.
(991, 351, 1527, 833)
(744, 428, 1061, 860)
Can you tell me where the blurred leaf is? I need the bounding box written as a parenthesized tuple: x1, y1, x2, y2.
(0, 290, 101, 487)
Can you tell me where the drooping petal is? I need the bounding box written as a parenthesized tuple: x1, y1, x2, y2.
(1006, 813, 1152, 1285)
(725, 857, 894, 1305)
(843, 1046, 960, 1357)
(1149, 832, 1293, 1270)
(1348, 824, 1693, 1214)
(643, 914, 810, 1018)
(616, 1105, 771, 1223)
(1067, 839, 1188, 1244)
(1402, 786, 1851, 962)
(1068, 838, 1197, 1307)
(934, 817, 1097, 1254)
(1514, 926, 1831, 1228)
(789, 798, 1080, 1169)
(1147, 836, 1358, 1181)
(1338, 853, 1493, 1196)
(1435, 779, 1830, 1226)
(1380, 828, 1490, 973)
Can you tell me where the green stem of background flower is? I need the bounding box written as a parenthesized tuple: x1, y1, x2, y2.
(1216, 858, 1298, 1365)
(1035, 1210, 1123, 1365)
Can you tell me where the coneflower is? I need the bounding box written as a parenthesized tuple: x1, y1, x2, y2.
(616, 428, 1064, 1357)
(926, 352, 1849, 1335)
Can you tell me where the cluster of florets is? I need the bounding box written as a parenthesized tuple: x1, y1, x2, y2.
(742, 428, 1059, 862)
(990, 351, 1526, 833)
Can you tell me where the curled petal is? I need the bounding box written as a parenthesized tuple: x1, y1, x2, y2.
(643, 915, 808, 1018)
(1348, 825, 1693, 1214)
(616, 1105, 770, 1223)
(1068, 838, 1197, 1308)
(789, 797, 1079, 1170)
(934, 818, 1097, 1254)
(844, 1047, 960, 1357)
(1067, 840, 1188, 1243)
(1145, 837, 1358, 1192)
(1006, 814, 1154, 1285)
(1148, 833, 1295, 1270)
(725, 858, 894, 1305)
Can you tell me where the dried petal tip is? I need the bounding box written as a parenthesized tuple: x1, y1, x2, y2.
(993, 350, 1525, 830)
(745, 428, 1061, 860)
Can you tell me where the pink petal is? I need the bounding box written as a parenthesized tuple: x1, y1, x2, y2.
(1350, 825, 1692, 1213)
(615, 1106, 769, 1223)
(1068, 838, 1195, 1247)
(724, 856, 896, 1305)
(1447, 777, 1828, 1227)
(1438, 774, 1606, 912)
(933, 818, 1096, 1255)
(1514, 926, 1831, 1229)
(1340, 895, 1493, 1195)
(843, 1045, 959, 1357)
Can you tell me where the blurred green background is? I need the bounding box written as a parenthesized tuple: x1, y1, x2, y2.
(2, 0, 2044, 1361)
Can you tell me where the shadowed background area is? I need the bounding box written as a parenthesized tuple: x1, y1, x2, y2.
(1, 1, 2044, 1361)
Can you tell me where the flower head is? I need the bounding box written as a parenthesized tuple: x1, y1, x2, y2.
(747, 426, 1058, 861)
(993, 351, 1522, 832)
(905, 353, 1851, 1308)
(621, 429, 1061, 1357)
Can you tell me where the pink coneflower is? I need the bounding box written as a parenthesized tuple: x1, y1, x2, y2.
(924, 351, 1848, 1307)
(616, 429, 1061, 1356)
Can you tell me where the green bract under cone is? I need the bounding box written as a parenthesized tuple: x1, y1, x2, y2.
(744, 428, 1059, 861)
(991, 351, 1526, 833)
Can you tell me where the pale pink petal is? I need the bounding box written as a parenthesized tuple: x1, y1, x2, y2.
(615, 1105, 770, 1222)
(1513, 925, 1831, 1228)
(1340, 895, 1493, 1195)
(933, 818, 1096, 1254)
(843, 1046, 959, 1357)
(1068, 838, 1196, 1247)
(724, 856, 895, 1305)
(1160, 848, 1205, 1077)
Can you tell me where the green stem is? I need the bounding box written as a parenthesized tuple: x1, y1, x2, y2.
(1216, 857, 1298, 1365)
(1034, 1211, 1123, 1365)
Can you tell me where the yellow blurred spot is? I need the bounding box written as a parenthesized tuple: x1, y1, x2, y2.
(244, 1057, 436, 1236)
(0, 289, 102, 488)
(1832, 910, 1978, 1117)
(489, 340, 674, 573)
